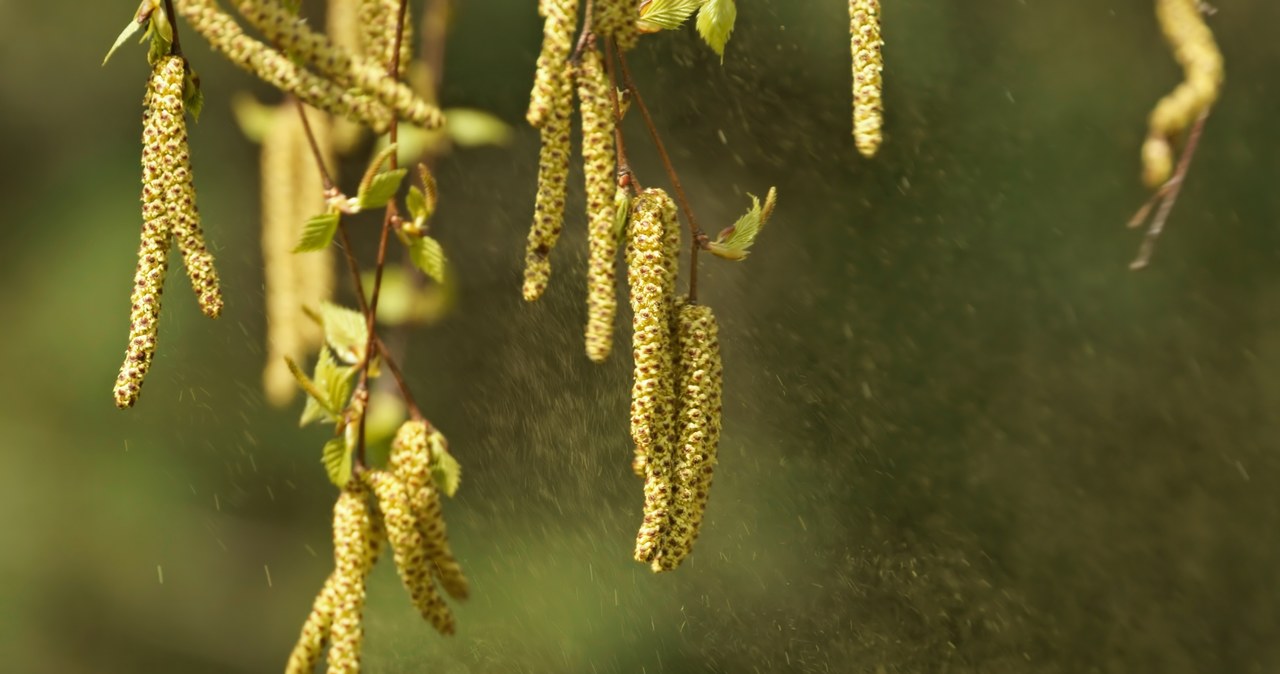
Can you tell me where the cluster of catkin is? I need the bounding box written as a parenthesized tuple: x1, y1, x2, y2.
(849, 0, 884, 158)
(171, 0, 441, 135)
(1141, 0, 1222, 188)
(626, 189, 724, 572)
(286, 421, 467, 674)
(115, 54, 223, 409)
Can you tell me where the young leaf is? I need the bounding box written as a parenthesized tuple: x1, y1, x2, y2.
(318, 302, 369, 365)
(285, 356, 332, 424)
(405, 186, 427, 224)
(429, 442, 462, 498)
(443, 108, 514, 147)
(708, 186, 777, 261)
(294, 212, 341, 253)
(102, 8, 148, 66)
(409, 236, 449, 284)
(696, 0, 736, 61)
(321, 437, 353, 488)
(612, 187, 632, 242)
(357, 168, 408, 210)
(356, 143, 399, 205)
(637, 0, 704, 32)
(296, 347, 355, 426)
(182, 63, 204, 122)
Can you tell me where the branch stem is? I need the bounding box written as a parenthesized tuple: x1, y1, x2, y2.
(1128, 111, 1209, 270)
(603, 38, 639, 193)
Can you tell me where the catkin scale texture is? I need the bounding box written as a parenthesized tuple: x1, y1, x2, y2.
(326, 487, 379, 674)
(594, 0, 639, 52)
(390, 421, 469, 600)
(522, 65, 574, 302)
(366, 469, 456, 635)
(527, 0, 578, 128)
(578, 46, 621, 363)
(849, 0, 884, 158)
(1143, 0, 1222, 187)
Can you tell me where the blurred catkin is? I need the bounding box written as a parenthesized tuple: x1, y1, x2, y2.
(326, 486, 380, 674)
(359, 0, 414, 78)
(578, 45, 621, 363)
(849, 0, 883, 158)
(1142, 0, 1222, 187)
(522, 64, 575, 302)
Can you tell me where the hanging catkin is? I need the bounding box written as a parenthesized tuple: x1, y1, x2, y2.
(389, 421, 469, 600)
(522, 63, 575, 302)
(1141, 0, 1222, 187)
(578, 44, 621, 363)
(358, 0, 414, 77)
(527, 0, 579, 128)
(849, 0, 884, 158)
(325, 485, 380, 674)
(594, 0, 639, 52)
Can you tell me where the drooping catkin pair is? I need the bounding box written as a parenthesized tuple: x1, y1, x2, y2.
(1141, 0, 1222, 187)
(285, 421, 467, 672)
(261, 105, 334, 407)
(115, 54, 223, 409)
(625, 189, 723, 572)
(172, 0, 439, 133)
(849, 0, 884, 158)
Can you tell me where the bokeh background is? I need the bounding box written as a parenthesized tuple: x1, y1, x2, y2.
(3, 1, 1280, 672)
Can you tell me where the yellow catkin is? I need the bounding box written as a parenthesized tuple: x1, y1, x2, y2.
(653, 301, 723, 572)
(594, 0, 639, 52)
(151, 56, 223, 320)
(1142, 0, 1223, 187)
(627, 188, 680, 563)
(389, 421, 469, 600)
(173, 0, 394, 133)
(527, 0, 579, 128)
(359, 0, 414, 78)
(578, 45, 620, 363)
(365, 469, 456, 635)
(522, 64, 575, 302)
(114, 62, 178, 409)
(326, 485, 379, 674)
(234, 0, 441, 129)
(261, 105, 333, 406)
(849, 0, 884, 158)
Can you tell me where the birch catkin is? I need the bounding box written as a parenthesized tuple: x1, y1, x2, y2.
(578, 45, 621, 363)
(522, 64, 575, 302)
(1142, 0, 1223, 187)
(326, 486, 379, 674)
(527, 0, 579, 128)
(594, 0, 639, 52)
(849, 0, 884, 158)
(389, 421, 469, 600)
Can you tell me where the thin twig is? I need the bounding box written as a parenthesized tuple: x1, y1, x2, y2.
(1129, 111, 1209, 270)
(162, 0, 183, 56)
(572, 0, 596, 62)
(616, 49, 706, 300)
(603, 38, 640, 194)
(293, 99, 336, 191)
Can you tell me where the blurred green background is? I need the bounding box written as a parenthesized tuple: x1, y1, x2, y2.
(3, 1, 1280, 672)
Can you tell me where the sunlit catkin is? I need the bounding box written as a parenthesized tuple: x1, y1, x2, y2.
(1142, 0, 1222, 187)
(849, 0, 884, 158)
(326, 485, 379, 674)
(358, 0, 414, 77)
(578, 45, 621, 363)
(627, 189, 680, 563)
(594, 0, 639, 52)
(114, 61, 178, 409)
(654, 301, 723, 572)
(285, 573, 338, 674)
(234, 0, 441, 129)
(365, 469, 456, 635)
(174, 0, 394, 133)
(390, 420, 469, 600)
(527, 0, 579, 128)
(522, 65, 575, 302)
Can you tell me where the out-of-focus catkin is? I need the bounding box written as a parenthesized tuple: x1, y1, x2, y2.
(522, 64, 575, 302)
(849, 0, 884, 158)
(578, 45, 621, 363)
(1142, 0, 1222, 187)
(594, 0, 639, 52)
(358, 0, 414, 77)
(654, 301, 723, 572)
(627, 189, 680, 563)
(365, 469, 456, 635)
(527, 0, 578, 128)
(326, 486, 379, 674)
(390, 421, 469, 600)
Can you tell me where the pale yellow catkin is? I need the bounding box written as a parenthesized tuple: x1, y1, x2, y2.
(627, 188, 680, 564)
(359, 0, 414, 78)
(173, 0, 394, 133)
(1141, 0, 1223, 187)
(578, 45, 621, 363)
(653, 301, 722, 572)
(849, 0, 884, 158)
(389, 421, 469, 600)
(365, 469, 456, 635)
(522, 64, 575, 302)
(594, 0, 639, 52)
(285, 573, 338, 674)
(527, 0, 579, 128)
(234, 0, 441, 129)
(327, 0, 367, 154)
(326, 486, 379, 674)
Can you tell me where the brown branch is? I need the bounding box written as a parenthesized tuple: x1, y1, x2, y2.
(162, 0, 183, 56)
(603, 38, 640, 194)
(1128, 111, 1210, 271)
(616, 49, 707, 301)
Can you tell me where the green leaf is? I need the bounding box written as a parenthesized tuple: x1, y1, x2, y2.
(358, 168, 408, 210)
(182, 63, 204, 122)
(356, 144, 399, 206)
(298, 347, 355, 426)
(409, 236, 449, 284)
(443, 108, 514, 147)
(637, 0, 704, 32)
(696, 0, 736, 61)
(612, 187, 632, 243)
(103, 12, 147, 66)
(430, 441, 462, 498)
(406, 186, 427, 223)
(294, 212, 341, 253)
(708, 186, 777, 261)
(319, 302, 369, 365)
(321, 437, 353, 488)
(230, 93, 276, 144)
